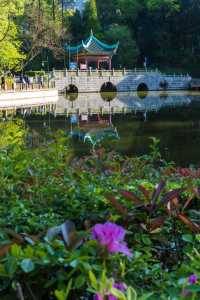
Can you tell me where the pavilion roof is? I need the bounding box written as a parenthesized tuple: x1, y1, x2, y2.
(65, 32, 119, 57)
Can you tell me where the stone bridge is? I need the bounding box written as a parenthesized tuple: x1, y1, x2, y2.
(52, 69, 191, 93)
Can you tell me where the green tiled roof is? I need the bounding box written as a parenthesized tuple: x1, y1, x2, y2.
(65, 32, 119, 56)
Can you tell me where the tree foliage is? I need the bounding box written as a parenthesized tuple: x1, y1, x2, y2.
(0, 0, 25, 72)
(83, 0, 101, 34)
(1, 0, 200, 73)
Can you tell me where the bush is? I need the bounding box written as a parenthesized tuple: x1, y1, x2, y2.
(0, 121, 200, 299)
(25, 70, 46, 77)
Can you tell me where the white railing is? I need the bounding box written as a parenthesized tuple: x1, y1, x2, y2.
(50, 68, 160, 78)
(48, 68, 190, 79)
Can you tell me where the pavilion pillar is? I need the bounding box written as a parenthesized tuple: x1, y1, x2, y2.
(97, 60, 100, 70)
(109, 59, 112, 70)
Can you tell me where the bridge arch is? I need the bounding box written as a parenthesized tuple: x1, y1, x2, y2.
(137, 82, 149, 92)
(65, 84, 78, 101)
(100, 81, 117, 102)
(100, 81, 117, 93)
(66, 84, 78, 94)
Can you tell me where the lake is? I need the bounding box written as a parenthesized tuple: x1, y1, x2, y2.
(3, 90, 200, 166)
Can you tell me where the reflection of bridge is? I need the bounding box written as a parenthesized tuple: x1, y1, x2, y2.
(56, 91, 191, 115)
(0, 90, 191, 118)
(0, 90, 58, 110)
(53, 69, 191, 93)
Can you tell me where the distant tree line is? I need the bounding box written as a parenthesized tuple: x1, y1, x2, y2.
(0, 0, 200, 75)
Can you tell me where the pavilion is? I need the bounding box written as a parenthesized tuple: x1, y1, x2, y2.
(65, 31, 119, 70)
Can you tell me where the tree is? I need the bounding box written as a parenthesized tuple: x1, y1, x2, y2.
(83, 0, 101, 35)
(105, 25, 139, 67)
(21, 0, 69, 69)
(0, 0, 25, 72)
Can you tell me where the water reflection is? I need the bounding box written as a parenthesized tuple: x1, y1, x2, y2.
(100, 91, 117, 102)
(1, 91, 200, 165)
(56, 91, 191, 115)
(137, 90, 149, 99)
(0, 91, 192, 117)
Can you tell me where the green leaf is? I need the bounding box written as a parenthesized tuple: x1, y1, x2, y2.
(65, 279, 72, 299)
(55, 290, 66, 300)
(187, 285, 200, 292)
(138, 292, 154, 300)
(127, 287, 137, 300)
(55, 279, 72, 300)
(75, 275, 85, 288)
(0, 264, 8, 277)
(101, 270, 107, 288)
(142, 236, 152, 246)
(182, 234, 193, 243)
(89, 270, 98, 289)
(110, 288, 127, 300)
(20, 259, 34, 273)
(5, 256, 17, 277)
(11, 244, 22, 258)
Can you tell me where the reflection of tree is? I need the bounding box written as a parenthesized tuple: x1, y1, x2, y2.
(66, 92, 78, 102)
(160, 92, 169, 100)
(137, 91, 148, 99)
(100, 91, 117, 102)
(100, 92, 117, 125)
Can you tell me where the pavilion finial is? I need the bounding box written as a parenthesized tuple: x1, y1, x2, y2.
(90, 29, 93, 36)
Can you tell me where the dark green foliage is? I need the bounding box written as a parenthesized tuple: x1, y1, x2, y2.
(105, 25, 139, 67)
(83, 0, 101, 34)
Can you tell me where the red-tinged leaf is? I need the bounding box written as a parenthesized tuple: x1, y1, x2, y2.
(97, 148, 105, 160)
(149, 216, 166, 232)
(106, 194, 128, 217)
(151, 181, 166, 206)
(171, 198, 179, 208)
(183, 196, 194, 211)
(166, 198, 179, 214)
(178, 213, 200, 233)
(138, 185, 151, 199)
(0, 244, 13, 257)
(4, 229, 24, 244)
(119, 190, 142, 205)
(161, 189, 183, 205)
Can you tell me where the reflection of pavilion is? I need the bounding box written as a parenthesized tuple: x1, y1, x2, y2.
(65, 31, 119, 70)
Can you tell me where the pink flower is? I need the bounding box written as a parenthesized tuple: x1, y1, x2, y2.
(92, 222, 132, 257)
(93, 294, 104, 300)
(188, 274, 197, 284)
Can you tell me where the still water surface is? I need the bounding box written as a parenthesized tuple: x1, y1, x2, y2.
(18, 91, 200, 166)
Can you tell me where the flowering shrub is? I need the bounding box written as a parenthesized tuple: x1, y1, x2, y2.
(0, 123, 200, 299)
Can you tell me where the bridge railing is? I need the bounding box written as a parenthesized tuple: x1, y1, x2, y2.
(163, 74, 191, 79)
(50, 68, 162, 78)
(48, 68, 191, 80)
